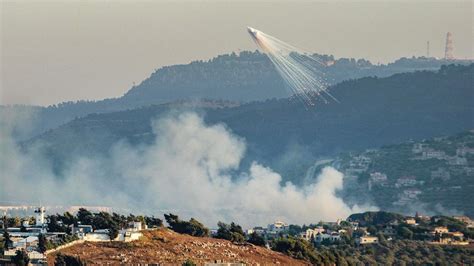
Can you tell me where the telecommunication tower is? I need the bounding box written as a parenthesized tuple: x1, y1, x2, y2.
(444, 32, 454, 60)
(426, 41, 430, 57)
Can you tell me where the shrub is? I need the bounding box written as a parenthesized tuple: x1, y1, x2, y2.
(247, 232, 265, 246)
(54, 252, 86, 266)
(164, 213, 209, 237)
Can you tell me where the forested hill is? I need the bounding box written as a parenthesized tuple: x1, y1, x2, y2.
(26, 64, 474, 182)
(4, 51, 472, 140)
(338, 130, 474, 217)
(122, 51, 472, 106)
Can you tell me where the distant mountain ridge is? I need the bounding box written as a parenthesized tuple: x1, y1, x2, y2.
(25, 64, 474, 183)
(3, 51, 472, 140)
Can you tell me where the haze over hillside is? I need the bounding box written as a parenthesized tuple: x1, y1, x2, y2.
(1, 50, 472, 225)
(2, 52, 472, 140)
(19, 64, 474, 210)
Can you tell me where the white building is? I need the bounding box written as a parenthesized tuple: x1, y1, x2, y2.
(368, 172, 388, 190)
(422, 149, 446, 160)
(71, 224, 93, 238)
(370, 172, 388, 183)
(403, 189, 422, 199)
(267, 221, 288, 234)
(246, 227, 266, 236)
(84, 232, 111, 241)
(299, 227, 325, 241)
(314, 232, 341, 244)
(128, 221, 142, 231)
(34, 207, 45, 226)
(395, 176, 418, 188)
(12, 236, 38, 249)
(116, 229, 143, 242)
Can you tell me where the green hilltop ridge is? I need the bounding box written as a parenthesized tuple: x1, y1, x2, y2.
(3, 52, 472, 140)
(336, 130, 474, 217)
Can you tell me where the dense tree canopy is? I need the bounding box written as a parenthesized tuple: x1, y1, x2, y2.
(164, 214, 209, 237)
(215, 222, 245, 243)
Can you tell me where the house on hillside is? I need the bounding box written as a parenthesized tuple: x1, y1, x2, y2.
(83, 230, 111, 241)
(299, 227, 325, 241)
(267, 221, 288, 234)
(453, 216, 474, 228)
(431, 226, 449, 234)
(368, 172, 388, 190)
(404, 218, 417, 225)
(403, 188, 422, 199)
(422, 149, 446, 160)
(246, 226, 266, 236)
(395, 176, 418, 188)
(70, 224, 93, 238)
(128, 221, 143, 231)
(314, 232, 341, 244)
(356, 236, 378, 245)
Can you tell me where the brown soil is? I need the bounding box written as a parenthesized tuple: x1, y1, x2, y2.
(47, 228, 309, 265)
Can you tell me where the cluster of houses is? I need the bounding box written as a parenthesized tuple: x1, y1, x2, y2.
(245, 220, 290, 239)
(1, 207, 144, 264)
(245, 220, 379, 246)
(244, 214, 473, 248)
(69, 221, 143, 242)
(342, 137, 474, 210)
(2, 208, 50, 262)
(412, 143, 473, 167)
(299, 227, 345, 244)
(413, 143, 474, 169)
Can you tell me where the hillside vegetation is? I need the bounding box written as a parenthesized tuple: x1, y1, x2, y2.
(4, 52, 471, 140)
(338, 130, 474, 217)
(26, 64, 474, 184)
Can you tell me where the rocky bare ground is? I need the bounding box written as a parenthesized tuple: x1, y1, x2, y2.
(47, 228, 309, 265)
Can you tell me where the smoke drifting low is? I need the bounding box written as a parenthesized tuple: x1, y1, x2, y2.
(1, 111, 376, 227)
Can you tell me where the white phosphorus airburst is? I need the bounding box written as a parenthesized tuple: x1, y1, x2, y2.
(247, 27, 338, 107)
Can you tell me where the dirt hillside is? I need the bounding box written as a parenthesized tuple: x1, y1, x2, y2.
(47, 228, 309, 265)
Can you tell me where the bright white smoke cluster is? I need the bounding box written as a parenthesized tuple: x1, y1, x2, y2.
(1, 111, 375, 227)
(247, 27, 338, 107)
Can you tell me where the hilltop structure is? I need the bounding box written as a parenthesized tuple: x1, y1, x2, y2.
(445, 32, 454, 60)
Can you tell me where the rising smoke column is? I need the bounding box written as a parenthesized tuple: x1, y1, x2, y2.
(247, 27, 338, 106)
(1, 111, 376, 227)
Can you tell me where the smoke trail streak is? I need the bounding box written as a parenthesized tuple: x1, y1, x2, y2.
(247, 27, 338, 107)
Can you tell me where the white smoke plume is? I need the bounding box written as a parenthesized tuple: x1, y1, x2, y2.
(247, 27, 338, 107)
(0, 111, 376, 227)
